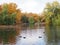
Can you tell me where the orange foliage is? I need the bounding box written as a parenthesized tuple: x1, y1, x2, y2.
(16, 9, 22, 24)
(0, 3, 40, 24)
(26, 13, 39, 22)
(0, 5, 2, 12)
(32, 14, 39, 22)
(8, 3, 17, 14)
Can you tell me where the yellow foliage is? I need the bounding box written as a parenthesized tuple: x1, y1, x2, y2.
(8, 3, 17, 13)
(32, 14, 39, 22)
(52, 1, 59, 7)
(0, 5, 2, 12)
(46, 3, 52, 9)
(16, 9, 22, 24)
(0, 3, 42, 24)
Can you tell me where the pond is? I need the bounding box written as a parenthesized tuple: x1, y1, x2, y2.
(0, 25, 60, 45)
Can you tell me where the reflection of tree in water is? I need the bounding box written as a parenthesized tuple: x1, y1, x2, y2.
(0, 25, 42, 45)
(45, 25, 58, 45)
(0, 28, 18, 44)
(50, 26, 57, 42)
(56, 26, 60, 40)
(15, 26, 21, 36)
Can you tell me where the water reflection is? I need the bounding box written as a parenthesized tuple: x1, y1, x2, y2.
(0, 25, 47, 45)
(45, 26, 60, 45)
(0, 24, 54, 45)
(0, 28, 16, 45)
(16, 25, 47, 45)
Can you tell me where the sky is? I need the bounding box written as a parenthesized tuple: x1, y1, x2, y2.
(0, 0, 60, 14)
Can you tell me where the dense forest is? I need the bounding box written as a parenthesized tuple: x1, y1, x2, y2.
(44, 1, 60, 26)
(0, 3, 41, 25)
(0, 1, 60, 26)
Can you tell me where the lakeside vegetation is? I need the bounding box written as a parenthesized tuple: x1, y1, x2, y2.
(0, 3, 41, 25)
(0, 1, 60, 26)
(0, 1, 60, 44)
(0, 28, 16, 44)
(43, 1, 60, 42)
(44, 1, 60, 26)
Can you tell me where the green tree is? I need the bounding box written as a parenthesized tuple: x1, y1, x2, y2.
(44, 1, 60, 26)
(4, 13, 16, 25)
(28, 16, 35, 28)
(0, 4, 16, 25)
(21, 15, 29, 23)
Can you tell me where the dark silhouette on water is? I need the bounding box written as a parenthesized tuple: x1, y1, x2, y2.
(38, 36, 42, 38)
(23, 37, 26, 39)
(43, 32, 45, 33)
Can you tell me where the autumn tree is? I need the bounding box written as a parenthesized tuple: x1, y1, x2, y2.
(8, 3, 17, 14)
(16, 9, 22, 24)
(44, 1, 60, 26)
(21, 15, 29, 23)
(0, 3, 22, 25)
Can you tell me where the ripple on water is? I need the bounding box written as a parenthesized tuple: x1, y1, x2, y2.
(16, 27, 47, 45)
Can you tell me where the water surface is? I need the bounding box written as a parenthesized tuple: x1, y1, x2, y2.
(0, 25, 60, 45)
